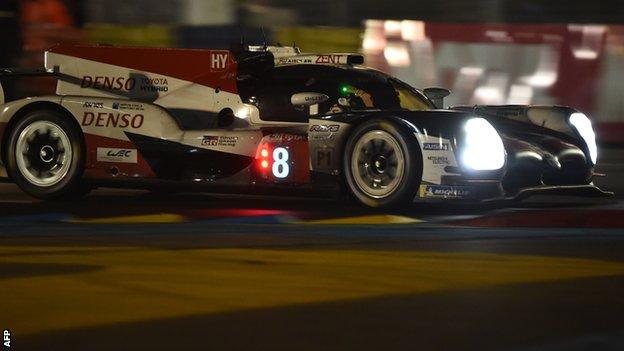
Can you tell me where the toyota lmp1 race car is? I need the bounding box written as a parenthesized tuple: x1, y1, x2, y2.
(0, 44, 612, 207)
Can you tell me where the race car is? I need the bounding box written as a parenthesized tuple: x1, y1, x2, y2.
(0, 44, 611, 207)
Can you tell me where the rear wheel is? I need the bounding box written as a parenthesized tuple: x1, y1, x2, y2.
(6, 109, 89, 200)
(343, 119, 422, 208)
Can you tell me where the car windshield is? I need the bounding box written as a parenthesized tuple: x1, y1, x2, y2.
(333, 68, 433, 112)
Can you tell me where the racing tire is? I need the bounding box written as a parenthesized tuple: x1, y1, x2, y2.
(343, 119, 422, 208)
(6, 109, 90, 200)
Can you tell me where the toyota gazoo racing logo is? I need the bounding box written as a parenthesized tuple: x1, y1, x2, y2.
(96, 148, 138, 164)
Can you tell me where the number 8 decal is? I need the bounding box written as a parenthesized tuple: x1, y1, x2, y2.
(272, 147, 290, 179)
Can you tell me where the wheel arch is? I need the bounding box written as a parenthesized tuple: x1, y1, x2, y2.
(340, 115, 424, 207)
(338, 114, 423, 173)
(1, 101, 84, 168)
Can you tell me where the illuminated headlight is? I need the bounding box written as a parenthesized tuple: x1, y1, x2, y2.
(569, 112, 598, 164)
(461, 117, 506, 171)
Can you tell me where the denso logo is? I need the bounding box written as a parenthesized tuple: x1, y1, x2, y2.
(82, 112, 144, 129)
(81, 76, 136, 91)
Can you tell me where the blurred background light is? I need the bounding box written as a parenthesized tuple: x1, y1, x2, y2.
(2, 0, 624, 142)
(383, 42, 411, 67)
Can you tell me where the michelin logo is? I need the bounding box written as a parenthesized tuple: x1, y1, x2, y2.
(420, 185, 471, 199)
(97, 148, 138, 164)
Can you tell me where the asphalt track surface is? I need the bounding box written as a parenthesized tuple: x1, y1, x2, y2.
(1, 148, 624, 350)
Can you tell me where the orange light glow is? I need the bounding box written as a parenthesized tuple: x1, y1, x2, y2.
(261, 149, 269, 158)
(261, 160, 269, 168)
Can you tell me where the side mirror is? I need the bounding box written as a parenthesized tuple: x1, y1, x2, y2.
(423, 87, 451, 109)
(291, 92, 329, 107)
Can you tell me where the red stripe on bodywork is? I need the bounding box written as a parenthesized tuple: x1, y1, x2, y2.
(83, 133, 156, 179)
(48, 44, 239, 94)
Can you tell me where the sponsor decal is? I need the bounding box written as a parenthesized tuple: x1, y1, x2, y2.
(83, 101, 104, 109)
(266, 134, 307, 142)
(217, 136, 238, 147)
(97, 148, 138, 163)
(427, 156, 450, 165)
(202, 136, 218, 146)
(277, 57, 314, 65)
(139, 77, 168, 92)
(309, 124, 340, 133)
(82, 112, 144, 129)
(316, 55, 344, 64)
(81, 76, 135, 91)
(80, 76, 168, 93)
(112, 102, 145, 111)
(419, 185, 472, 199)
(210, 51, 229, 71)
(201, 135, 238, 147)
(423, 142, 449, 151)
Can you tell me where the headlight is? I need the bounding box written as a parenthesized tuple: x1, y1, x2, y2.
(568, 112, 597, 164)
(461, 117, 506, 171)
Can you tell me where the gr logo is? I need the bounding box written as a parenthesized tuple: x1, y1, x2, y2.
(96, 148, 138, 164)
(210, 51, 229, 71)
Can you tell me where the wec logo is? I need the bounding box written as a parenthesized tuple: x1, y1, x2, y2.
(107, 150, 133, 158)
(97, 148, 138, 164)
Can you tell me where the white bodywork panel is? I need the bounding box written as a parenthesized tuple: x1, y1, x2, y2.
(46, 52, 245, 122)
(416, 134, 459, 185)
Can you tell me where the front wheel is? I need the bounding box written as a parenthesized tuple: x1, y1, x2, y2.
(6, 109, 89, 200)
(343, 119, 422, 208)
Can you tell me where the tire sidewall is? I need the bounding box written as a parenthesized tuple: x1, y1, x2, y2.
(6, 110, 85, 199)
(343, 119, 422, 208)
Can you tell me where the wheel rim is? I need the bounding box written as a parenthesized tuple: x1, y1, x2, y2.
(351, 130, 405, 198)
(15, 121, 72, 187)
